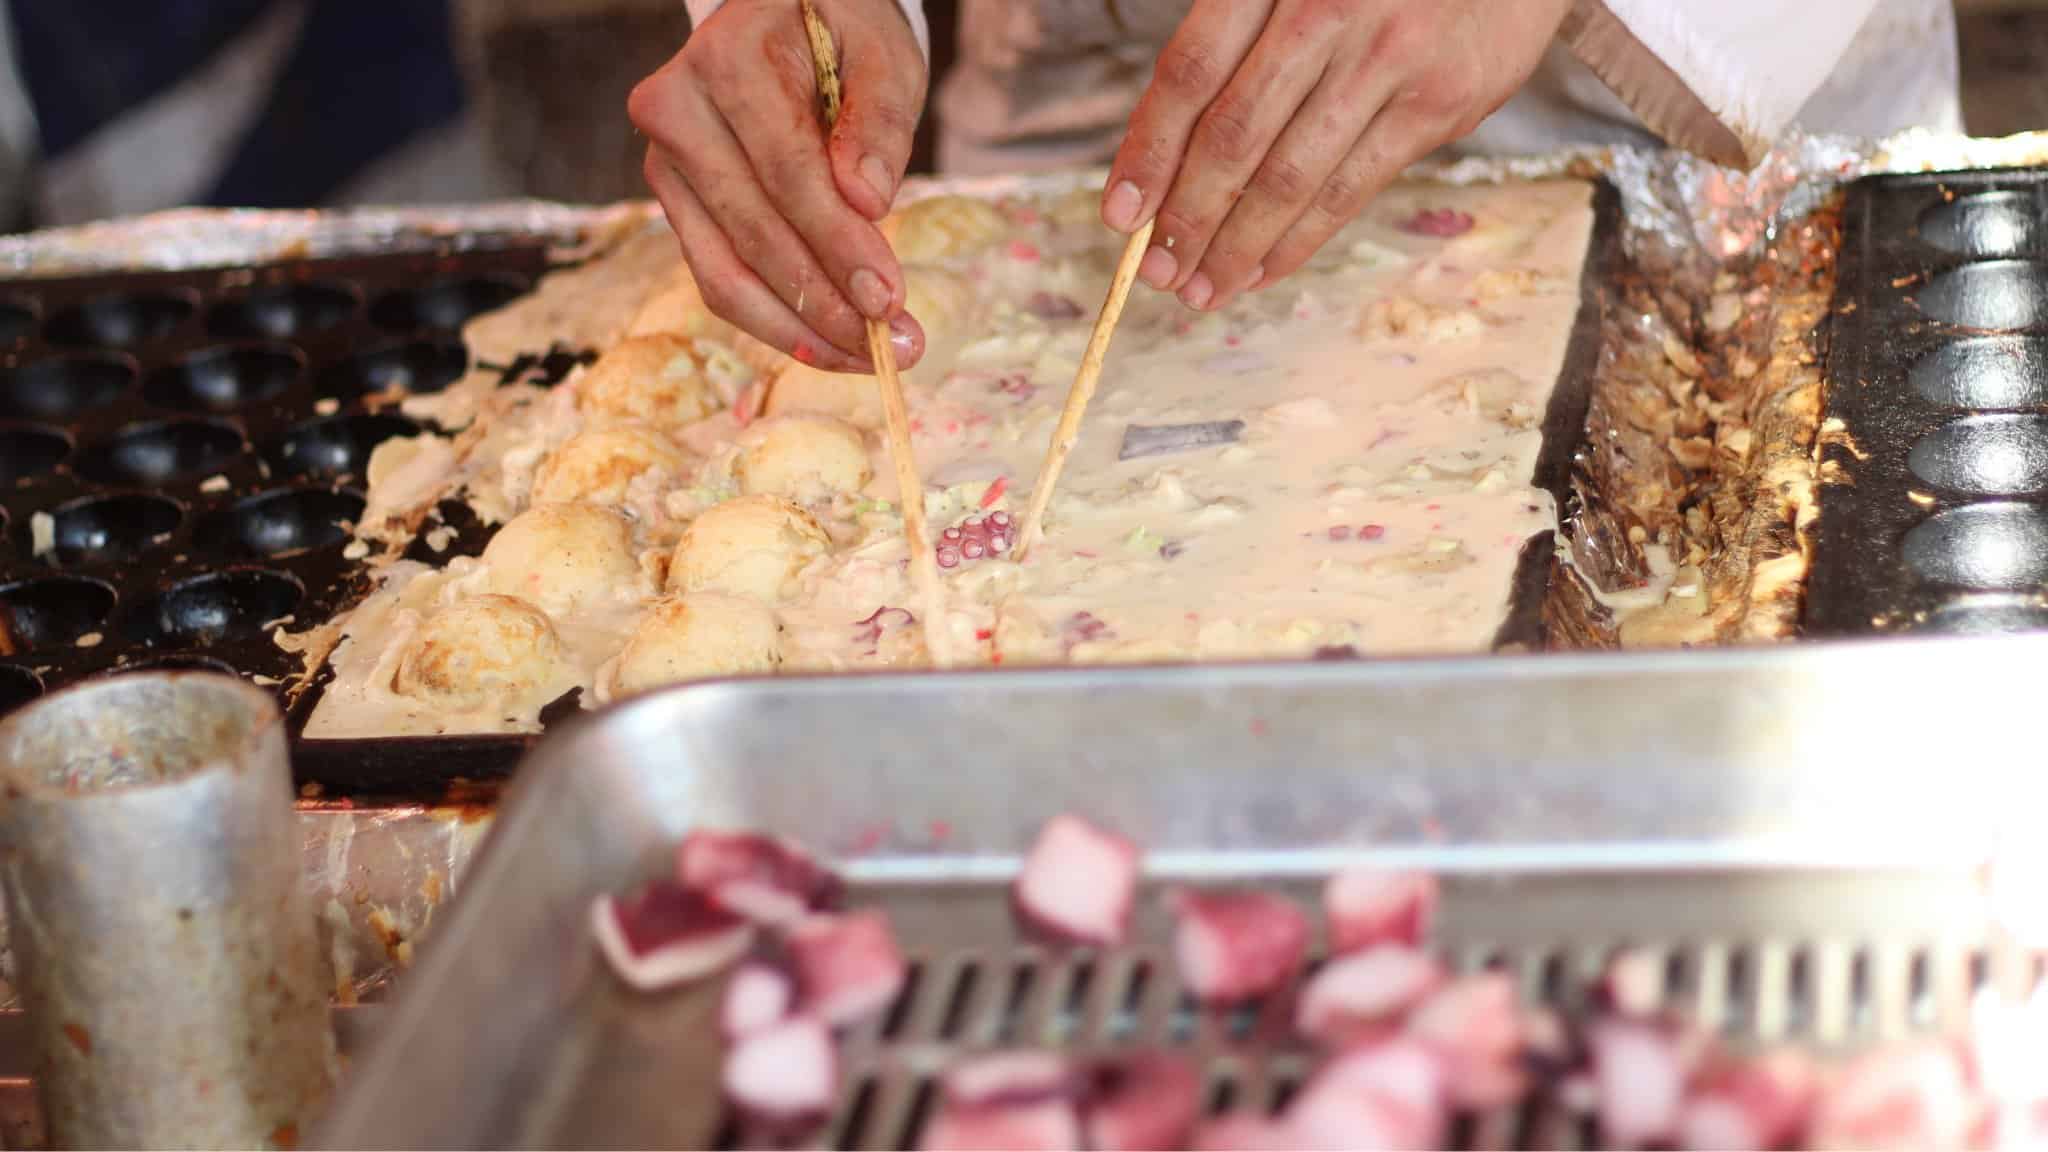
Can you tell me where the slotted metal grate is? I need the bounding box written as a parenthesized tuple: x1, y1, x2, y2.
(786, 868, 2018, 1151)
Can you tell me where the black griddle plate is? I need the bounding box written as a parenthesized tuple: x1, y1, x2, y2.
(0, 182, 1623, 800)
(1810, 169, 2048, 635)
(0, 245, 604, 795)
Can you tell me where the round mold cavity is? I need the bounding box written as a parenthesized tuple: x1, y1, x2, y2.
(200, 487, 364, 558)
(0, 423, 71, 483)
(207, 280, 359, 340)
(131, 569, 304, 647)
(1909, 335, 2048, 409)
(321, 339, 466, 397)
(46, 290, 195, 349)
(0, 352, 136, 420)
(0, 664, 43, 713)
(268, 411, 418, 480)
(75, 418, 244, 486)
(0, 576, 117, 650)
(106, 654, 238, 677)
(1908, 414, 2048, 497)
(370, 275, 529, 333)
(0, 298, 37, 347)
(1918, 260, 2048, 331)
(44, 493, 183, 565)
(146, 343, 304, 413)
(1911, 593, 2048, 635)
(1919, 191, 2042, 257)
(1903, 502, 2048, 589)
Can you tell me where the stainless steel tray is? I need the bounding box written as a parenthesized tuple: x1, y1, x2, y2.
(315, 636, 2048, 1149)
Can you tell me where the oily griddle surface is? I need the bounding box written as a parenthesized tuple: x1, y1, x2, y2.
(1810, 169, 2048, 635)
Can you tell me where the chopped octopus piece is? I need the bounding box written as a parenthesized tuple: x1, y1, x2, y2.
(1013, 814, 1140, 946)
(589, 881, 754, 993)
(1404, 971, 1529, 1110)
(1082, 1051, 1204, 1152)
(1598, 946, 1666, 1019)
(938, 513, 1013, 570)
(925, 1055, 1083, 1152)
(786, 910, 908, 1028)
(1678, 1048, 1819, 1151)
(1295, 944, 1446, 1046)
(1399, 208, 1476, 238)
(1324, 869, 1438, 954)
(1170, 888, 1311, 1006)
(1289, 1037, 1452, 1151)
(1192, 1112, 1294, 1151)
(722, 1015, 837, 1130)
(1026, 292, 1087, 321)
(676, 829, 842, 927)
(1807, 1041, 1978, 1152)
(941, 1051, 1081, 1108)
(722, 962, 795, 1042)
(1588, 1017, 1687, 1149)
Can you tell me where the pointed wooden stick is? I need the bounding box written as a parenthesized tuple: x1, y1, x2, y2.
(800, 0, 951, 666)
(1014, 218, 1155, 562)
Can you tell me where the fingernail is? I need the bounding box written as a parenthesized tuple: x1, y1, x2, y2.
(850, 267, 891, 319)
(889, 312, 923, 358)
(860, 154, 895, 206)
(1181, 273, 1214, 311)
(1104, 180, 1143, 232)
(1139, 246, 1178, 289)
(1248, 264, 1267, 290)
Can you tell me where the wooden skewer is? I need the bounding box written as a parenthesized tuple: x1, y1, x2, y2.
(799, 0, 951, 666)
(1014, 219, 1155, 561)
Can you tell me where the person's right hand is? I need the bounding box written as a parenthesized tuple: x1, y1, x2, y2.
(628, 0, 928, 374)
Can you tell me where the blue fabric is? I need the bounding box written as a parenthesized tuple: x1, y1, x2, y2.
(10, 0, 275, 156)
(203, 1, 464, 207)
(6, 0, 465, 208)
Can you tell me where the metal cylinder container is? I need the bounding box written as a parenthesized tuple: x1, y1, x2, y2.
(0, 672, 335, 1149)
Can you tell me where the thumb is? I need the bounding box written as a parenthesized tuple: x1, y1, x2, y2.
(825, 6, 927, 221)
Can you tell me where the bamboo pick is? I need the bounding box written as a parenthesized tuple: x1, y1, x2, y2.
(1013, 218, 1155, 561)
(799, 0, 951, 666)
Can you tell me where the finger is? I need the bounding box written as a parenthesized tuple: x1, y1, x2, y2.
(824, 2, 927, 221)
(1193, 52, 1398, 309)
(1100, 0, 1271, 245)
(705, 17, 910, 324)
(645, 149, 876, 374)
(1145, 3, 1338, 307)
(653, 78, 874, 360)
(1256, 108, 1423, 287)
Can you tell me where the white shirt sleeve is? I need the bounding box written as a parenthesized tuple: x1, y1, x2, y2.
(682, 0, 930, 62)
(1560, 0, 1885, 168)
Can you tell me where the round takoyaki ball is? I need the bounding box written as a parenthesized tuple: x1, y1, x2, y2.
(885, 194, 1010, 264)
(577, 334, 719, 427)
(481, 502, 642, 617)
(905, 265, 972, 348)
(734, 415, 872, 503)
(393, 594, 568, 713)
(531, 424, 690, 506)
(669, 495, 831, 601)
(612, 593, 781, 696)
(764, 362, 882, 430)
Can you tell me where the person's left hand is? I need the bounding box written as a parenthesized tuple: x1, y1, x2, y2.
(1100, 0, 1573, 312)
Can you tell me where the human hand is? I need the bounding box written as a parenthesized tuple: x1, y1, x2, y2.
(1100, 0, 1573, 312)
(629, 0, 928, 372)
